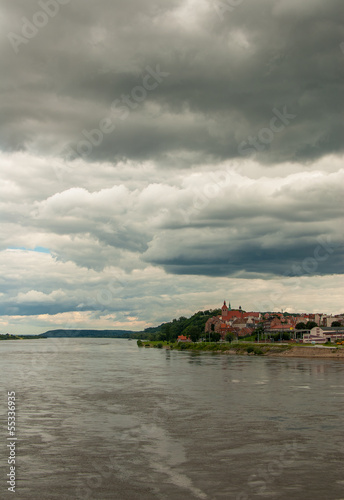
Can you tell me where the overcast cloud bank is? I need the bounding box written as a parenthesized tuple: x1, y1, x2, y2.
(0, 0, 343, 333)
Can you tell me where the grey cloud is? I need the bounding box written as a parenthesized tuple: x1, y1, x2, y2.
(144, 237, 343, 277)
(20, 168, 344, 277)
(0, 155, 342, 278)
(1, 0, 343, 164)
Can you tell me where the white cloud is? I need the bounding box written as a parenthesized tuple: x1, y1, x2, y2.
(16, 290, 66, 303)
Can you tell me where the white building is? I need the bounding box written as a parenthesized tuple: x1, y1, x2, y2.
(303, 327, 344, 343)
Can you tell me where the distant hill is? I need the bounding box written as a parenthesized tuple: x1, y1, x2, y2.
(38, 329, 134, 338)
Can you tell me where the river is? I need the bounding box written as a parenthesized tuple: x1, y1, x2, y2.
(1, 339, 343, 499)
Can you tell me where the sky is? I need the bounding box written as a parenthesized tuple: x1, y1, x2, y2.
(0, 0, 343, 334)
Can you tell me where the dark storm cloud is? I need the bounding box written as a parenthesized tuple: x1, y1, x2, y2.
(1, 0, 343, 163)
(145, 238, 343, 278)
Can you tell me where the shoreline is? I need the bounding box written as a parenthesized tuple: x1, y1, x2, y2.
(265, 345, 344, 359)
(139, 341, 344, 359)
(206, 346, 344, 359)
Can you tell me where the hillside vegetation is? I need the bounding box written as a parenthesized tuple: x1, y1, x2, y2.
(133, 309, 221, 342)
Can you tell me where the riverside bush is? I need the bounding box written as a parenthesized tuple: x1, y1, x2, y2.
(253, 347, 264, 355)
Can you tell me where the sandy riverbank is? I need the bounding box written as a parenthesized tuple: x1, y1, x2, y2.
(268, 346, 344, 359)
(180, 345, 344, 359)
(220, 346, 344, 359)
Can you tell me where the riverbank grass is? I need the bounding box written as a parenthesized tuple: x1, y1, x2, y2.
(137, 340, 293, 355)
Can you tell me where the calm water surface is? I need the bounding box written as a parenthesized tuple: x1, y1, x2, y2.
(1, 339, 344, 499)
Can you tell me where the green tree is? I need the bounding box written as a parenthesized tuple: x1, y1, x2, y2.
(210, 332, 221, 342)
(305, 321, 317, 329)
(295, 322, 307, 330)
(147, 332, 158, 341)
(183, 325, 201, 343)
(169, 322, 180, 342)
(253, 325, 265, 341)
(225, 332, 235, 342)
(159, 323, 172, 341)
(332, 321, 341, 327)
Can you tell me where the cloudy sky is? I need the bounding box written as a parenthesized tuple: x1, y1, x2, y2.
(0, 0, 343, 334)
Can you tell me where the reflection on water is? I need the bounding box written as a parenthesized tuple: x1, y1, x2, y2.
(0, 339, 344, 499)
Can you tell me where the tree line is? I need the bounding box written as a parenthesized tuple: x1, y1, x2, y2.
(132, 309, 222, 342)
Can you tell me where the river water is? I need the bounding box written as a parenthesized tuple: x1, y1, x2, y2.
(1, 339, 344, 499)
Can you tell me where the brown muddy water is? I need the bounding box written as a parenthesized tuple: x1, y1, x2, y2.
(1, 338, 344, 499)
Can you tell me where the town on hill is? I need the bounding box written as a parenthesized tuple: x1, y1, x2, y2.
(136, 300, 344, 344)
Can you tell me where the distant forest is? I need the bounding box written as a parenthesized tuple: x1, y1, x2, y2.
(39, 329, 134, 338)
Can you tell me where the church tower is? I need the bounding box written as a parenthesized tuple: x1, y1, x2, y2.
(221, 300, 229, 320)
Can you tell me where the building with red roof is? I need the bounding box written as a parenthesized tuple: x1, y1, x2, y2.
(177, 335, 191, 343)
